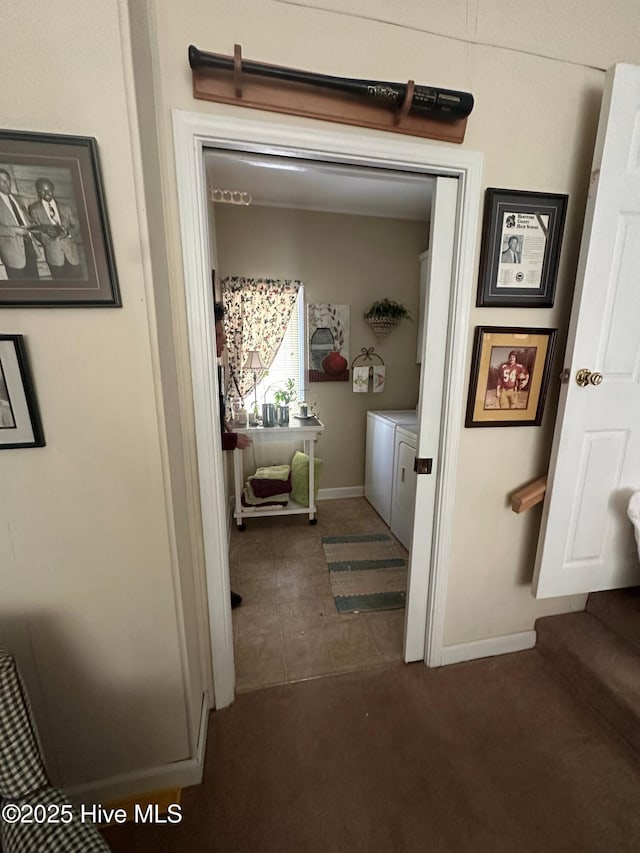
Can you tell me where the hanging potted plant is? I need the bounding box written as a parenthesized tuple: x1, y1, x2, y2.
(364, 299, 412, 340)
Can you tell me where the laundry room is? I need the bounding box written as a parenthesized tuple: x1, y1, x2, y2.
(207, 147, 435, 690)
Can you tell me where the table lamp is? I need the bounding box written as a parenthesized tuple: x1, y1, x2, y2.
(243, 350, 264, 415)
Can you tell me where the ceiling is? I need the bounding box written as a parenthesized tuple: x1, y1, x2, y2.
(204, 148, 435, 222)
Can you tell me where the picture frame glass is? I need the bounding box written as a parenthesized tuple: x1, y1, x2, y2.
(0, 130, 119, 307)
(466, 327, 556, 427)
(476, 189, 568, 308)
(0, 335, 44, 447)
(0, 358, 18, 430)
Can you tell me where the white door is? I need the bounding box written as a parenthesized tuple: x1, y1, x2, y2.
(533, 63, 640, 598)
(404, 176, 458, 659)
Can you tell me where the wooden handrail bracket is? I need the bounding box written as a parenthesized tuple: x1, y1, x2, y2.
(511, 475, 547, 514)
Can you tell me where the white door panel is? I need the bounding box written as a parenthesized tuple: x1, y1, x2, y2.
(533, 64, 640, 597)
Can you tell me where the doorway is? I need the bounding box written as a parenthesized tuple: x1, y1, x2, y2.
(172, 109, 483, 708)
(207, 149, 433, 690)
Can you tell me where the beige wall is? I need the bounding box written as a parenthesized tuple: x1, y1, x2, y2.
(128, 0, 208, 746)
(149, 0, 640, 647)
(0, 0, 198, 792)
(215, 204, 426, 488)
(4, 0, 640, 797)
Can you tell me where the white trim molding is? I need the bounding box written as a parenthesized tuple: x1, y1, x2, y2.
(67, 693, 209, 805)
(173, 112, 237, 709)
(439, 631, 537, 666)
(172, 108, 483, 705)
(318, 486, 364, 500)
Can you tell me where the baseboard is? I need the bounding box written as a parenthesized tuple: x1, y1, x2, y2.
(66, 693, 209, 806)
(439, 630, 537, 666)
(318, 486, 364, 500)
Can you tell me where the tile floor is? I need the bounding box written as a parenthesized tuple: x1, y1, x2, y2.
(229, 497, 408, 692)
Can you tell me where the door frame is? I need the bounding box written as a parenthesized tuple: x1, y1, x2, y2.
(172, 108, 483, 708)
(404, 176, 459, 661)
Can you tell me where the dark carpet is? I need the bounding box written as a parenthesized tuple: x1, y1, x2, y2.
(103, 650, 640, 852)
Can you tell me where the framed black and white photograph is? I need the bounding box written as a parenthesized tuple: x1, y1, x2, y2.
(465, 326, 557, 428)
(476, 188, 568, 308)
(0, 130, 120, 307)
(0, 335, 44, 448)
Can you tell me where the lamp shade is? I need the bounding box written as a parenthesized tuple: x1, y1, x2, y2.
(243, 351, 264, 370)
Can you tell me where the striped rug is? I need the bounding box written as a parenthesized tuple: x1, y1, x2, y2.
(321, 532, 407, 613)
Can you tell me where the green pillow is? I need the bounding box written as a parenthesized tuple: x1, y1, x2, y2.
(290, 450, 323, 507)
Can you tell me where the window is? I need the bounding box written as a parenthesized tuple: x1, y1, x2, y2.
(254, 286, 305, 405)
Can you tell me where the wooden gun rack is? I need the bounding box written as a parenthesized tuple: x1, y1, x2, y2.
(191, 44, 468, 145)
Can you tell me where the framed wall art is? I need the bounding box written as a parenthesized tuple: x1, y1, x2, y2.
(307, 303, 350, 382)
(465, 326, 557, 428)
(0, 335, 44, 448)
(476, 188, 568, 308)
(0, 130, 120, 307)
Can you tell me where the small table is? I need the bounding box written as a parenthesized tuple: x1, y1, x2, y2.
(232, 416, 324, 529)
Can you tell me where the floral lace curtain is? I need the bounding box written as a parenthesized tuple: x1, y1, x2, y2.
(221, 276, 301, 404)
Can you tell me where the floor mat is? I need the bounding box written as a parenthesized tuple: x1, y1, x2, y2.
(322, 533, 407, 613)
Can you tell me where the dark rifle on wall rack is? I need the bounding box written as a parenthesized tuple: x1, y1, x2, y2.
(188, 45, 474, 120)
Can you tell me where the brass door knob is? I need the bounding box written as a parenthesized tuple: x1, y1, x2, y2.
(576, 368, 603, 387)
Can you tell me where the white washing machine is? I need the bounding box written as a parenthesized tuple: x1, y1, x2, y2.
(365, 411, 418, 538)
(391, 424, 418, 549)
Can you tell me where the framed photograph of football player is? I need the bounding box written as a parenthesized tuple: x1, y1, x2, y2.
(465, 326, 557, 427)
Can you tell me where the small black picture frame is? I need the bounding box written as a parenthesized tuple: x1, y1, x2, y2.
(476, 188, 568, 308)
(0, 335, 44, 448)
(465, 326, 557, 428)
(0, 129, 120, 307)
